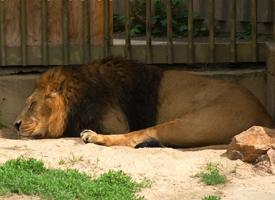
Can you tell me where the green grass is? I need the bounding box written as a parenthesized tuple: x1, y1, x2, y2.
(58, 153, 84, 166)
(202, 195, 221, 200)
(195, 163, 226, 186)
(0, 158, 149, 200)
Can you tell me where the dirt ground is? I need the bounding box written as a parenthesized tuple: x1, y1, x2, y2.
(0, 128, 275, 200)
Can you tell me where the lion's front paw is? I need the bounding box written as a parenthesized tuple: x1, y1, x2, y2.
(80, 129, 105, 145)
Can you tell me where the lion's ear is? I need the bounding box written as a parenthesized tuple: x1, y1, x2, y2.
(48, 80, 65, 97)
(57, 80, 65, 93)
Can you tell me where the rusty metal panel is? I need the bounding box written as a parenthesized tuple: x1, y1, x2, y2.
(166, 0, 173, 64)
(0, 0, 6, 66)
(251, 0, 257, 62)
(146, 0, 152, 64)
(229, 0, 236, 62)
(208, 0, 215, 63)
(188, 0, 194, 64)
(124, 0, 131, 59)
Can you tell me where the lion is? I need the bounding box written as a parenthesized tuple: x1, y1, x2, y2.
(14, 57, 273, 148)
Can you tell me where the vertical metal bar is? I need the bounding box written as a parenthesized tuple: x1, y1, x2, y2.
(124, 0, 131, 58)
(208, 0, 215, 63)
(188, 0, 194, 64)
(103, 0, 110, 57)
(166, 0, 173, 64)
(41, 0, 48, 66)
(20, 0, 27, 65)
(0, 0, 5, 66)
(273, 0, 275, 40)
(251, 0, 257, 62)
(63, 0, 69, 65)
(82, 0, 91, 64)
(146, 0, 152, 64)
(229, 0, 236, 62)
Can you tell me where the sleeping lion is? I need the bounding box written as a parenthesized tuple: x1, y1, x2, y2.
(14, 57, 272, 148)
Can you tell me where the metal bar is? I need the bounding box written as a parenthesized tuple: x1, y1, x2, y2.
(251, 0, 257, 62)
(103, 0, 110, 57)
(82, 0, 91, 64)
(124, 0, 131, 58)
(208, 0, 215, 63)
(166, 0, 173, 64)
(188, 0, 194, 64)
(273, 0, 275, 40)
(146, 0, 152, 64)
(229, 0, 236, 62)
(41, 0, 48, 66)
(0, 0, 5, 66)
(20, 0, 27, 65)
(63, 0, 69, 65)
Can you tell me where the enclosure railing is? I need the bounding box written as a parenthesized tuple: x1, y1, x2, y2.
(109, 0, 275, 64)
(0, 0, 275, 66)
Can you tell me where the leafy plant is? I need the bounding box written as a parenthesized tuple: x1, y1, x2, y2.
(58, 153, 84, 166)
(113, 0, 208, 37)
(113, 14, 125, 33)
(194, 163, 226, 186)
(237, 22, 252, 40)
(202, 195, 221, 200)
(0, 158, 149, 200)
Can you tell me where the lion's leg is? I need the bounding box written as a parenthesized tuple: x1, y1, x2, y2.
(80, 100, 269, 147)
(80, 119, 187, 147)
(80, 128, 161, 147)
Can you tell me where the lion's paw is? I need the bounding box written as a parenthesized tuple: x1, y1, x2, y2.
(80, 129, 104, 145)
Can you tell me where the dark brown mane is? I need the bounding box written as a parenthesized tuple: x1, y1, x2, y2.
(55, 57, 164, 136)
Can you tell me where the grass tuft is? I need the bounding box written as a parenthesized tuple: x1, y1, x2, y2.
(202, 195, 221, 200)
(0, 158, 148, 200)
(195, 163, 226, 186)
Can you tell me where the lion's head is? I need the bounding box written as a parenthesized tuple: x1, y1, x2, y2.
(14, 67, 69, 138)
(14, 57, 163, 139)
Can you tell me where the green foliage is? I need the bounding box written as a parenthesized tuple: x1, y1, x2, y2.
(194, 163, 226, 186)
(202, 195, 221, 200)
(113, 0, 208, 37)
(113, 14, 125, 33)
(237, 22, 252, 40)
(0, 158, 148, 200)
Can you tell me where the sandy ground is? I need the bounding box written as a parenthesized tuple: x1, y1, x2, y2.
(0, 128, 275, 200)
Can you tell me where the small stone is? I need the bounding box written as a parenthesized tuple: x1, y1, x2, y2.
(267, 148, 275, 174)
(227, 126, 275, 163)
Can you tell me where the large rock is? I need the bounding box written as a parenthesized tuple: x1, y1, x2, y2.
(227, 126, 275, 163)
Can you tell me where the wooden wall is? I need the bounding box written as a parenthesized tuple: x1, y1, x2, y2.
(0, 0, 113, 66)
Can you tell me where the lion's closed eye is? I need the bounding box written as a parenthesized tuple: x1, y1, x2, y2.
(29, 102, 37, 110)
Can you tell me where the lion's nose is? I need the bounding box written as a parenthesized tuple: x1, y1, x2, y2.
(14, 120, 22, 131)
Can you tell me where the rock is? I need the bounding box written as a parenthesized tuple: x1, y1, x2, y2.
(227, 126, 275, 163)
(267, 148, 275, 174)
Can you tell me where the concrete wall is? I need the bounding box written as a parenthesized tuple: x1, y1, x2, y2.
(0, 68, 267, 127)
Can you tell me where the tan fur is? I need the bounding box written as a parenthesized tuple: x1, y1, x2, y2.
(15, 62, 272, 147)
(81, 70, 273, 147)
(100, 106, 130, 134)
(14, 68, 71, 138)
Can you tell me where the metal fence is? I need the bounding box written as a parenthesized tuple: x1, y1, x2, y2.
(0, 0, 275, 66)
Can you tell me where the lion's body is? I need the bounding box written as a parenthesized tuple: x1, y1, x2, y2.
(15, 57, 272, 147)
